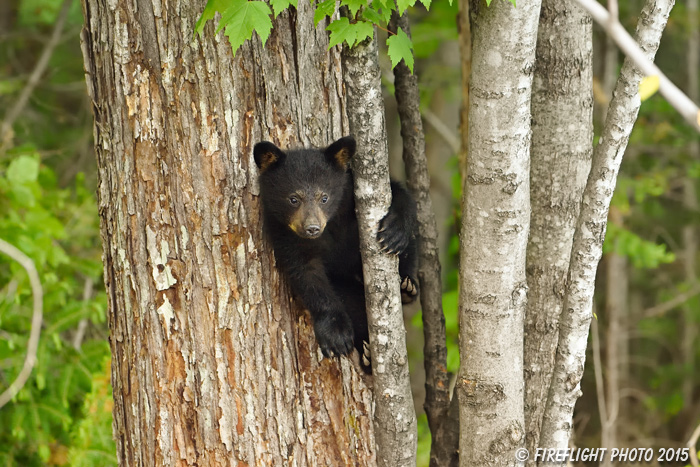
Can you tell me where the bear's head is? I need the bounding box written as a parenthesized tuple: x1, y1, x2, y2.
(254, 136, 356, 239)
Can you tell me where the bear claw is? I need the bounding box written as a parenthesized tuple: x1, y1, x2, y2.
(401, 276, 418, 304)
(377, 212, 410, 255)
(362, 340, 371, 368)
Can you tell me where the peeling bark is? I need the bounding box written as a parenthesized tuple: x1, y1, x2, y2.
(80, 0, 376, 464)
(537, 0, 674, 458)
(457, 0, 540, 464)
(342, 27, 417, 467)
(524, 0, 593, 460)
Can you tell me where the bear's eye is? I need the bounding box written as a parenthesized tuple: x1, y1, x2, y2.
(321, 194, 328, 204)
(289, 196, 300, 206)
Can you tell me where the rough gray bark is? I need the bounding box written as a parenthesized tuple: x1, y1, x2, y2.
(458, 0, 471, 187)
(537, 0, 674, 457)
(523, 0, 593, 461)
(388, 11, 457, 467)
(456, 0, 540, 464)
(342, 28, 417, 467)
(80, 0, 376, 464)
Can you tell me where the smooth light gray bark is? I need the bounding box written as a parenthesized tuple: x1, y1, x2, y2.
(537, 0, 674, 458)
(342, 30, 417, 467)
(80, 0, 376, 464)
(457, 0, 540, 465)
(524, 0, 593, 460)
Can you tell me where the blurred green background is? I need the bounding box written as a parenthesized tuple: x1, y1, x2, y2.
(0, 0, 698, 465)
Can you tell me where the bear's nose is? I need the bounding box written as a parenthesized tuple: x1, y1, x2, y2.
(305, 225, 321, 237)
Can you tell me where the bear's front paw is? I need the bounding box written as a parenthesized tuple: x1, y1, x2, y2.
(401, 275, 419, 304)
(377, 211, 410, 255)
(314, 313, 355, 358)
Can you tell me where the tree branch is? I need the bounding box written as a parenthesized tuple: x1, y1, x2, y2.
(688, 421, 700, 467)
(388, 11, 457, 467)
(639, 282, 700, 319)
(72, 278, 94, 351)
(573, 0, 700, 132)
(0, 0, 73, 151)
(0, 238, 44, 409)
(341, 21, 417, 467)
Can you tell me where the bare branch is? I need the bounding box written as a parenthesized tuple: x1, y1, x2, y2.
(0, 238, 43, 409)
(573, 0, 700, 131)
(590, 316, 608, 431)
(640, 282, 700, 319)
(688, 421, 700, 467)
(72, 278, 94, 351)
(422, 109, 460, 154)
(0, 0, 73, 150)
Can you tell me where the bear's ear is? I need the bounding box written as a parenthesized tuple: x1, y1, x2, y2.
(254, 142, 286, 172)
(324, 136, 356, 171)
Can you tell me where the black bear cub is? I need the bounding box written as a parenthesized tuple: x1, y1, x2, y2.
(254, 136, 418, 372)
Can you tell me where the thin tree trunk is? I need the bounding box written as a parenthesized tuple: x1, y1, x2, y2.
(537, 0, 674, 458)
(458, 0, 471, 187)
(388, 11, 457, 467)
(456, 0, 540, 464)
(682, 0, 699, 432)
(80, 0, 375, 464)
(524, 0, 593, 461)
(602, 243, 627, 466)
(342, 29, 417, 467)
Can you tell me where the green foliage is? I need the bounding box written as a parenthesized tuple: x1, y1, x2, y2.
(603, 223, 675, 269)
(327, 17, 374, 48)
(410, 0, 457, 58)
(387, 27, 415, 72)
(314, 0, 337, 26)
(195, 0, 273, 55)
(195, 0, 431, 73)
(485, 0, 516, 6)
(0, 146, 113, 466)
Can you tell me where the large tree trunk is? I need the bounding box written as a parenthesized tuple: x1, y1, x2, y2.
(79, 0, 375, 464)
(456, 0, 540, 465)
(523, 0, 593, 460)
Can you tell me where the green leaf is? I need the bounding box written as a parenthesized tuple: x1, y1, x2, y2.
(343, 0, 367, 17)
(195, 0, 226, 36)
(219, 0, 273, 55)
(314, 0, 336, 26)
(270, 0, 297, 17)
(361, 5, 391, 24)
(195, 0, 273, 56)
(327, 17, 373, 48)
(353, 20, 374, 44)
(396, 0, 416, 14)
(327, 17, 354, 48)
(7, 155, 40, 185)
(386, 26, 414, 73)
(419, 0, 432, 9)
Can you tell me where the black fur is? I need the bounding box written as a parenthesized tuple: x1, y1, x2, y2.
(254, 136, 418, 372)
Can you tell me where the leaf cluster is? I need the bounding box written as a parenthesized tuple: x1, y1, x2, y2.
(0, 146, 114, 466)
(193, 0, 443, 73)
